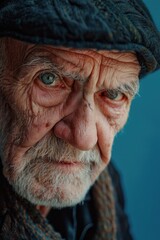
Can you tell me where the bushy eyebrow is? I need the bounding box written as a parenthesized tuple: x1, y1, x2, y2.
(19, 56, 86, 82)
(19, 55, 139, 97)
(112, 80, 139, 97)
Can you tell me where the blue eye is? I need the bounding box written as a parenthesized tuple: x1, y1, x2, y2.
(101, 89, 124, 101)
(39, 72, 57, 85)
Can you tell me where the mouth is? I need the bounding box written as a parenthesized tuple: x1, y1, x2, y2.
(55, 160, 81, 164)
(53, 160, 84, 166)
(47, 160, 87, 173)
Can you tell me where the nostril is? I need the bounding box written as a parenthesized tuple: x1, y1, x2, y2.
(53, 119, 97, 150)
(69, 127, 97, 150)
(53, 121, 70, 140)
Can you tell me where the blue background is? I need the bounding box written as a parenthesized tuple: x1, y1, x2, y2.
(112, 1, 160, 240)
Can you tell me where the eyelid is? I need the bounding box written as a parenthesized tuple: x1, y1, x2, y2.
(34, 69, 74, 92)
(108, 83, 138, 99)
(106, 89, 126, 101)
(33, 65, 62, 80)
(33, 69, 60, 88)
(39, 70, 61, 79)
(106, 88, 126, 96)
(17, 61, 60, 81)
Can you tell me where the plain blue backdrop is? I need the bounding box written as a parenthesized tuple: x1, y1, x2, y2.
(112, 1, 160, 240)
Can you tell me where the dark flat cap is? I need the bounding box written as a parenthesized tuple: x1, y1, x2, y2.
(0, 0, 160, 78)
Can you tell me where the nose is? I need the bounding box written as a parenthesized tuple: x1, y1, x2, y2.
(53, 99, 97, 150)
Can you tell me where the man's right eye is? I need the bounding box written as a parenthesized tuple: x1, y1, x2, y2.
(39, 72, 59, 86)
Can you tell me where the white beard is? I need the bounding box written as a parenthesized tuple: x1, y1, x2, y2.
(6, 135, 104, 208)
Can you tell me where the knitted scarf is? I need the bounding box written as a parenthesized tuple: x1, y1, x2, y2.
(0, 167, 116, 240)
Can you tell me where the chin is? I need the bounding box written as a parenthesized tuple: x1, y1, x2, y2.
(2, 134, 108, 208)
(9, 159, 103, 208)
(22, 181, 91, 208)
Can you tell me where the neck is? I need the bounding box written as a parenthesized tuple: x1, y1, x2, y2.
(36, 205, 51, 218)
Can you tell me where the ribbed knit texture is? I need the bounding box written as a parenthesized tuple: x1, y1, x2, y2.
(93, 168, 116, 240)
(0, 167, 116, 240)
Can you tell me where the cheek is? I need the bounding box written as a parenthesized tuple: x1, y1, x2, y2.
(31, 84, 68, 108)
(108, 106, 130, 132)
(3, 85, 65, 149)
(115, 103, 131, 130)
(95, 92, 132, 131)
(96, 105, 130, 164)
(15, 108, 63, 149)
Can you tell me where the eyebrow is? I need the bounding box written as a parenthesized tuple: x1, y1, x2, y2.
(19, 55, 139, 96)
(113, 80, 139, 97)
(20, 56, 87, 82)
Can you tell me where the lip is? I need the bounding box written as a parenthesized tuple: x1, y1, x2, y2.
(43, 158, 86, 169)
(53, 161, 82, 166)
(51, 161, 85, 171)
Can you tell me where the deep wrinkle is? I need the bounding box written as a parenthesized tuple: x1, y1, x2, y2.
(0, 39, 141, 209)
(17, 50, 139, 100)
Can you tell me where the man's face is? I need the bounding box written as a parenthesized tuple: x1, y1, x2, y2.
(0, 39, 140, 207)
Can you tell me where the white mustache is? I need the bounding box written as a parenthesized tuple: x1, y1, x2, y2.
(23, 134, 101, 165)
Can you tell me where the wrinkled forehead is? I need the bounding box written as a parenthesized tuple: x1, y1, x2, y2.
(3, 38, 140, 75)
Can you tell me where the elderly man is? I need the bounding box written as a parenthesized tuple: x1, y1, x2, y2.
(0, 0, 159, 240)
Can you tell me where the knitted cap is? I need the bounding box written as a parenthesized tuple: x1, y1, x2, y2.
(0, 0, 160, 78)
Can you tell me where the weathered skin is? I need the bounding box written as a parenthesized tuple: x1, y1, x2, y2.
(0, 38, 140, 210)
